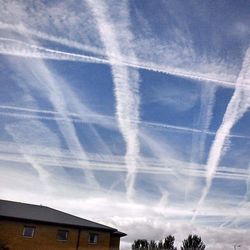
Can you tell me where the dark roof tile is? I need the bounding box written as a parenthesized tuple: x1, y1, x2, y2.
(0, 199, 117, 232)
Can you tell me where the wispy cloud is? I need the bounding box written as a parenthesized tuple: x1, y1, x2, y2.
(0, 37, 107, 64)
(86, 0, 141, 199)
(1, 1, 250, 248)
(28, 61, 101, 188)
(195, 84, 217, 163)
(149, 83, 199, 112)
(2, 31, 103, 188)
(193, 46, 250, 221)
(1, 37, 248, 89)
(2, 141, 249, 181)
(220, 162, 250, 228)
(0, 21, 103, 56)
(186, 84, 217, 199)
(5, 120, 61, 193)
(1, 104, 249, 140)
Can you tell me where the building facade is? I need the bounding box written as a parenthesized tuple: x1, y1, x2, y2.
(0, 200, 126, 250)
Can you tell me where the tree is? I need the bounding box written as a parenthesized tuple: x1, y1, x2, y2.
(158, 240, 163, 250)
(132, 239, 149, 250)
(181, 234, 206, 250)
(132, 240, 141, 250)
(163, 235, 177, 250)
(141, 239, 149, 250)
(149, 240, 157, 250)
(132, 235, 177, 250)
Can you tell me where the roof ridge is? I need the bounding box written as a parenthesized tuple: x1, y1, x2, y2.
(0, 199, 43, 207)
(0, 199, 116, 231)
(45, 206, 116, 231)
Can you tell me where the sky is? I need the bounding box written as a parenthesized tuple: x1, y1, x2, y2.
(0, 0, 250, 249)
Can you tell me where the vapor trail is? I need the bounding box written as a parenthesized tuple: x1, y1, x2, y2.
(1, 140, 250, 181)
(220, 162, 250, 228)
(192, 46, 250, 221)
(196, 85, 217, 163)
(0, 37, 107, 64)
(86, 0, 140, 199)
(1, 105, 249, 139)
(0, 104, 116, 129)
(0, 37, 248, 89)
(0, 21, 103, 56)
(5, 121, 56, 193)
(35, 66, 101, 188)
(186, 85, 217, 201)
(0, 21, 242, 89)
(10, 37, 101, 189)
(0, 148, 249, 181)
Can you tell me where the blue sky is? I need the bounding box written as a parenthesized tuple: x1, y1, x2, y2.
(0, 0, 250, 249)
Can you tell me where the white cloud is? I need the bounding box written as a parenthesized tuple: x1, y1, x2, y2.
(0, 37, 245, 89)
(86, 0, 141, 199)
(193, 46, 250, 221)
(0, 2, 250, 249)
(148, 83, 199, 112)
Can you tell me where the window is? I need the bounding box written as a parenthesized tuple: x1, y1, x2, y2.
(89, 233, 98, 244)
(57, 230, 69, 241)
(22, 226, 35, 238)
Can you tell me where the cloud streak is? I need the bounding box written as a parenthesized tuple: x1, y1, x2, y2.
(0, 37, 107, 64)
(2, 33, 103, 189)
(186, 84, 217, 200)
(85, 0, 141, 199)
(1, 2, 250, 248)
(195, 85, 217, 163)
(4, 120, 61, 193)
(1, 104, 249, 139)
(193, 46, 250, 221)
(1, 37, 249, 89)
(0, 141, 249, 181)
(0, 21, 103, 56)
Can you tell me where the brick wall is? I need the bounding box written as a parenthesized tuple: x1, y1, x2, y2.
(78, 230, 110, 250)
(110, 236, 120, 250)
(0, 219, 120, 250)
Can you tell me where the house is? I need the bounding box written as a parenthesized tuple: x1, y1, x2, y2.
(0, 199, 126, 250)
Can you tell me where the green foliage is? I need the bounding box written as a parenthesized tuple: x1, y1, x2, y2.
(180, 234, 206, 250)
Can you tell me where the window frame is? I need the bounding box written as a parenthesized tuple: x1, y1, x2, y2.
(88, 233, 98, 244)
(57, 229, 69, 241)
(22, 226, 35, 238)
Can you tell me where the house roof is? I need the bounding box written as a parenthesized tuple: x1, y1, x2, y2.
(111, 231, 127, 237)
(0, 199, 126, 236)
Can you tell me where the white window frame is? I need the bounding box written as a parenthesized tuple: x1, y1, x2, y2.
(88, 233, 98, 244)
(57, 229, 69, 241)
(22, 226, 35, 238)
